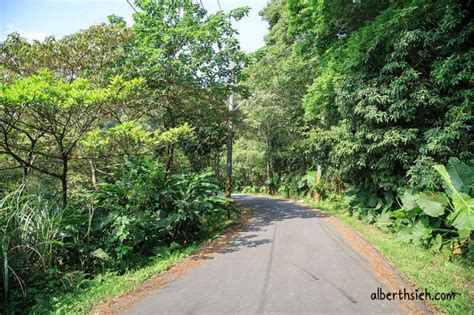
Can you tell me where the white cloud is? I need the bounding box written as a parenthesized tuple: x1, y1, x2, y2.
(6, 25, 47, 42)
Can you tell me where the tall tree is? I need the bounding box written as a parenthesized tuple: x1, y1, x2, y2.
(0, 71, 142, 206)
(0, 19, 131, 83)
(238, 0, 314, 186)
(301, 0, 473, 193)
(126, 0, 249, 172)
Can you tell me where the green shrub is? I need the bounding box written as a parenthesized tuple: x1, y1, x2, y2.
(345, 158, 473, 257)
(1, 157, 236, 313)
(0, 186, 64, 312)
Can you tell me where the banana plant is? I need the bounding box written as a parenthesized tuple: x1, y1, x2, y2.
(399, 158, 473, 243)
(433, 163, 473, 233)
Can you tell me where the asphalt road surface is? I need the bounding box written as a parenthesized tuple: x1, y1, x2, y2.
(123, 195, 405, 314)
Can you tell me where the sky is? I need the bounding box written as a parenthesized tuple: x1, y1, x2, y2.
(0, 0, 269, 52)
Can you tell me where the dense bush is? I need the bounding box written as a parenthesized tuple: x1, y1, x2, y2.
(345, 158, 473, 256)
(300, 0, 473, 194)
(0, 158, 235, 313)
(0, 187, 65, 311)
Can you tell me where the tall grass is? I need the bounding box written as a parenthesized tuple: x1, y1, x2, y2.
(0, 185, 63, 309)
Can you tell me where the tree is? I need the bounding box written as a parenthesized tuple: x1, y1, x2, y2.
(238, 0, 314, 187)
(301, 0, 474, 193)
(125, 0, 249, 172)
(0, 19, 131, 83)
(0, 70, 142, 206)
(239, 0, 473, 197)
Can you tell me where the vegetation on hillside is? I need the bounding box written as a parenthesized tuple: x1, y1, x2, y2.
(0, 1, 245, 313)
(237, 0, 472, 257)
(0, 0, 472, 313)
(236, 2, 472, 312)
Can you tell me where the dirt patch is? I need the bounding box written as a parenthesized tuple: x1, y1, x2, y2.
(307, 206, 433, 315)
(89, 203, 252, 315)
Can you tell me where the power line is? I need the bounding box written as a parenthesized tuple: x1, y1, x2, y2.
(126, 0, 139, 14)
(199, 0, 205, 10)
(217, 0, 222, 10)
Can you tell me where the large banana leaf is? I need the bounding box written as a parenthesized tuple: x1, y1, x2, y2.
(415, 192, 448, 217)
(434, 164, 474, 231)
(445, 158, 474, 195)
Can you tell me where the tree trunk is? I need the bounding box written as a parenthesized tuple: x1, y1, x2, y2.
(23, 154, 36, 182)
(165, 104, 175, 173)
(165, 143, 174, 172)
(61, 158, 68, 208)
(266, 160, 272, 195)
(89, 159, 97, 189)
(225, 93, 235, 201)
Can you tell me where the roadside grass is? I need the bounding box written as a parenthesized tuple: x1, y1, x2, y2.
(240, 193, 473, 314)
(52, 246, 198, 314)
(36, 211, 239, 314)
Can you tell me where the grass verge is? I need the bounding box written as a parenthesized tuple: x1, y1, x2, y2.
(40, 212, 239, 314)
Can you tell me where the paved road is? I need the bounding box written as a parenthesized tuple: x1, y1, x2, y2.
(123, 195, 404, 314)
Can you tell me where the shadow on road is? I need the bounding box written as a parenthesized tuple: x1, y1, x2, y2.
(219, 195, 326, 254)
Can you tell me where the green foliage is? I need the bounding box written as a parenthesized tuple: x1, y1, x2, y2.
(233, 139, 266, 189)
(0, 70, 143, 206)
(0, 21, 131, 82)
(300, 0, 473, 193)
(129, 0, 248, 94)
(240, 0, 472, 258)
(287, 0, 391, 55)
(346, 158, 473, 254)
(0, 0, 247, 312)
(82, 121, 194, 157)
(1, 0, 473, 312)
(86, 158, 233, 262)
(1, 158, 236, 313)
(113, 0, 250, 173)
(0, 186, 64, 310)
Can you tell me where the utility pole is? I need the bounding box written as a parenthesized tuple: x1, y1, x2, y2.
(313, 165, 322, 203)
(225, 93, 235, 198)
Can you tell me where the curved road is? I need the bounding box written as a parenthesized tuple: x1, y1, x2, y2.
(123, 195, 406, 314)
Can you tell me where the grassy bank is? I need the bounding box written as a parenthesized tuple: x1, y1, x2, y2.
(49, 246, 198, 314)
(248, 193, 473, 314)
(31, 211, 239, 314)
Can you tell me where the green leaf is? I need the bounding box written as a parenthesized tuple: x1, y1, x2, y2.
(430, 234, 443, 252)
(468, 242, 474, 260)
(415, 192, 448, 217)
(411, 221, 432, 245)
(434, 164, 454, 191)
(396, 228, 412, 243)
(391, 209, 407, 219)
(363, 208, 376, 224)
(450, 202, 474, 231)
(458, 229, 471, 242)
(375, 211, 392, 230)
(306, 171, 317, 187)
(446, 158, 474, 195)
(169, 242, 181, 251)
(452, 192, 472, 210)
(92, 248, 111, 260)
(435, 164, 472, 216)
(400, 191, 418, 211)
